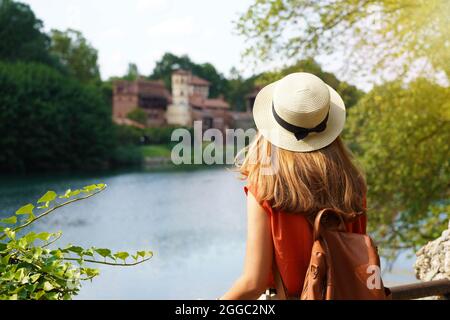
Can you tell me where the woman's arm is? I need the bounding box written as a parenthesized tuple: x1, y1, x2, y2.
(220, 191, 273, 300)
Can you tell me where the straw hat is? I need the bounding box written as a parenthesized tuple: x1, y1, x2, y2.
(253, 72, 346, 152)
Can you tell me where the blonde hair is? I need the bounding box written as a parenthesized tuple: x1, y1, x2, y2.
(236, 133, 367, 215)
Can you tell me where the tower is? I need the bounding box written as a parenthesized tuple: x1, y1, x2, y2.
(166, 69, 192, 126)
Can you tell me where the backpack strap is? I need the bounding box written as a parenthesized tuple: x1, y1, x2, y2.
(312, 208, 347, 241)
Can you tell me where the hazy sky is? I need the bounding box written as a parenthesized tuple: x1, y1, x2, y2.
(22, 0, 374, 90)
(22, 0, 255, 77)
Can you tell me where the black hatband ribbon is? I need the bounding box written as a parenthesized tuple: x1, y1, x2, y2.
(272, 102, 329, 141)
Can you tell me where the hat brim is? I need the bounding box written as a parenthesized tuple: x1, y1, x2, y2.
(252, 81, 346, 152)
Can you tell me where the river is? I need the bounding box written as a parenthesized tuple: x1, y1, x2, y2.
(0, 167, 418, 299)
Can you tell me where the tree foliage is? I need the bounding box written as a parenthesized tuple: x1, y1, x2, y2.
(50, 29, 101, 84)
(0, 0, 62, 70)
(237, 0, 450, 78)
(0, 184, 153, 300)
(149, 52, 228, 98)
(123, 63, 140, 81)
(127, 108, 148, 126)
(0, 62, 114, 173)
(256, 58, 364, 108)
(344, 78, 450, 254)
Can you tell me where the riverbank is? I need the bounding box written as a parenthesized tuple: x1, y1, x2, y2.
(139, 143, 239, 168)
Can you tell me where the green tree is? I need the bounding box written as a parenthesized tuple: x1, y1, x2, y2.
(0, 0, 61, 69)
(50, 29, 101, 84)
(344, 79, 450, 254)
(256, 58, 364, 108)
(237, 0, 450, 78)
(0, 62, 114, 173)
(123, 63, 140, 81)
(127, 108, 147, 126)
(225, 68, 257, 112)
(149, 52, 228, 98)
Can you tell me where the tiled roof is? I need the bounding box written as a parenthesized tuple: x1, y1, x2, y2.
(136, 80, 172, 100)
(189, 94, 229, 109)
(189, 75, 210, 86)
(203, 98, 229, 109)
(189, 94, 206, 108)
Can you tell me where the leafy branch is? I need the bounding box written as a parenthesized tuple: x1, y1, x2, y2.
(0, 184, 153, 300)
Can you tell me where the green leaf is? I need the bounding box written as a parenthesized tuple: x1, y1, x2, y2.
(81, 268, 100, 278)
(14, 268, 26, 282)
(30, 274, 40, 283)
(16, 204, 34, 215)
(37, 201, 50, 209)
(82, 184, 98, 193)
(114, 252, 129, 262)
(95, 248, 112, 258)
(67, 246, 84, 255)
(38, 191, 57, 203)
(43, 281, 54, 292)
(23, 232, 37, 244)
(33, 290, 46, 300)
(4, 228, 15, 240)
(36, 232, 52, 241)
(60, 189, 81, 199)
(33, 247, 43, 259)
(0, 216, 17, 224)
(44, 292, 59, 300)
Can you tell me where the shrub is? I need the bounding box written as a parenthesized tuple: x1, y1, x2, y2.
(0, 62, 114, 173)
(126, 109, 148, 126)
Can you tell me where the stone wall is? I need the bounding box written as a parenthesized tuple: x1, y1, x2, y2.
(414, 220, 450, 299)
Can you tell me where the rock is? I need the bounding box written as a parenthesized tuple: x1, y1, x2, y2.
(414, 220, 450, 299)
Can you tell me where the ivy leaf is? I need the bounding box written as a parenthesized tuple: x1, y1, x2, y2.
(114, 252, 129, 262)
(33, 290, 46, 300)
(37, 191, 57, 204)
(4, 228, 15, 240)
(82, 184, 98, 193)
(37, 201, 50, 209)
(24, 232, 37, 244)
(0, 216, 17, 224)
(67, 246, 84, 255)
(81, 268, 100, 278)
(95, 248, 112, 258)
(30, 274, 40, 283)
(16, 204, 34, 215)
(60, 189, 81, 199)
(83, 248, 94, 257)
(42, 281, 54, 292)
(36, 232, 52, 242)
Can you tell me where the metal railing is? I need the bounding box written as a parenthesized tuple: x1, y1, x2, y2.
(389, 279, 450, 300)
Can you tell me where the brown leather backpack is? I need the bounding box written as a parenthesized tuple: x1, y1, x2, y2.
(273, 208, 391, 300)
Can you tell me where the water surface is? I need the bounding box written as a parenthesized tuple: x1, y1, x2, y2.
(0, 168, 416, 299)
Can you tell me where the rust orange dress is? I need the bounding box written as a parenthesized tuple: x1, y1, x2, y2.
(244, 185, 367, 297)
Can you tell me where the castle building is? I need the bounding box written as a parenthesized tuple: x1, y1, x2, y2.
(113, 69, 231, 131)
(112, 78, 171, 127)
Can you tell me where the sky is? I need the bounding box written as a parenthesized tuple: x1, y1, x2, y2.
(22, 0, 256, 78)
(22, 0, 375, 90)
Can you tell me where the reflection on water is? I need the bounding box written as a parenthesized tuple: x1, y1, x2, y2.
(0, 168, 417, 299)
